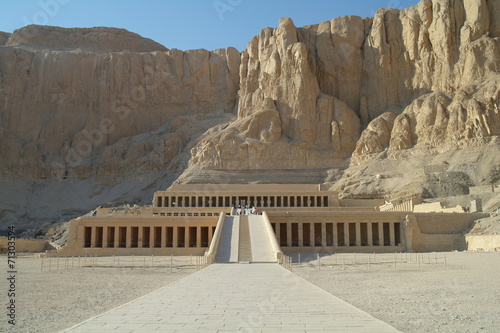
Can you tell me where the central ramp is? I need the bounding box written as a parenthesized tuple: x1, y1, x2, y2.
(215, 213, 278, 263)
(63, 264, 402, 332)
(238, 216, 252, 262)
(215, 216, 239, 263)
(248, 215, 276, 262)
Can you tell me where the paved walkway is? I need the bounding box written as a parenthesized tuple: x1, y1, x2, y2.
(62, 264, 401, 332)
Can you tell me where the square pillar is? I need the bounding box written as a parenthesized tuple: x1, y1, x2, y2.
(333, 223, 338, 246)
(390, 223, 396, 246)
(378, 222, 384, 246)
(344, 223, 350, 247)
(310, 223, 314, 247)
(150, 227, 154, 248)
(90, 227, 96, 248)
(161, 226, 167, 248)
(185, 226, 189, 248)
(138, 227, 144, 248)
(275, 222, 280, 245)
(126, 226, 132, 248)
(321, 223, 327, 247)
(287, 223, 292, 247)
(367, 222, 373, 246)
(197, 226, 202, 248)
(298, 222, 304, 246)
(102, 227, 108, 248)
(173, 226, 178, 248)
(114, 227, 120, 248)
(355, 222, 362, 247)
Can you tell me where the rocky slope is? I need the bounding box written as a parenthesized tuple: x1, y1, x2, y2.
(1, 0, 499, 235)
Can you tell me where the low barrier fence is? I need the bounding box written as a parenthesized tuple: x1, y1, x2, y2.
(40, 254, 213, 273)
(281, 252, 447, 271)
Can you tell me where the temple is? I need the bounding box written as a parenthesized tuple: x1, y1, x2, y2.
(53, 184, 487, 260)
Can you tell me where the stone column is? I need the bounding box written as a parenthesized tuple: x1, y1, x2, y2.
(126, 226, 132, 248)
(378, 223, 384, 246)
(161, 226, 167, 248)
(114, 227, 120, 248)
(390, 223, 396, 246)
(333, 222, 338, 246)
(138, 227, 143, 248)
(355, 222, 361, 246)
(310, 223, 315, 247)
(298, 222, 304, 246)
(102, 227, 108, 248)
(173, 227, 178, 248)
(185, 227, 189, 248)
(197, 226, 202, 248)
(367, 222, 373, 246)
(150, 227, 154, 248)
(321, 223, 327, 247)
(275, 223, 281, 245)
(90, 227, 96, 248)
(403, 215, 415, 252)
(344, 223, 350, 247)
(287, 224, 292, 247)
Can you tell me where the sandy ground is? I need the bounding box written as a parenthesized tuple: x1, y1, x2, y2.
(1, 252, 499, 333)
(0, 255, 198, 333)
(293, 252, 500, 333)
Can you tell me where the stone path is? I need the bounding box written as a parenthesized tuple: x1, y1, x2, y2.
(62, 264, 401, 332)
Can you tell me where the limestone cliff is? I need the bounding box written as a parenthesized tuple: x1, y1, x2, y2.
(188, 0, 500, 173)
(0, 25, 240, 182)
(0, 32, 10, 45)
(5, 25, 168, 52)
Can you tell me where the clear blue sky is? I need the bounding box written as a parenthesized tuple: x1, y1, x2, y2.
(1, 0, 421, 51)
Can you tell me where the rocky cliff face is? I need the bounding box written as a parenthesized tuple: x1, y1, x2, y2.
(1, 0, 499, 234)
(0, 32, 10, 45)
(0, 25, 240, 182)
(188, 0, 500, 173)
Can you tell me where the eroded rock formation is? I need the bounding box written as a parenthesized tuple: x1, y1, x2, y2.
(188, 0, 500, 172)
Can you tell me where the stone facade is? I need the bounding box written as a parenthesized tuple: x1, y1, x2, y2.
(51, 184, 489, 257)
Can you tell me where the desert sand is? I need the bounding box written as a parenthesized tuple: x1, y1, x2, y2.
(1, 252, 499, 332)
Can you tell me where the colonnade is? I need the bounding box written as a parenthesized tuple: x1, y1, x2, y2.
(83, 225, 216, 249)
(155, 194, 330, 208)
(272, 221, 402, 247)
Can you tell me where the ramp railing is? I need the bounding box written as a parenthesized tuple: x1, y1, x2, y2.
(262, 212, 283, 262)
(206, 212, 226, 261)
